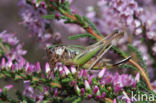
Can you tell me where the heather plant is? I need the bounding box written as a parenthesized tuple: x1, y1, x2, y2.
(1, 0, 156, 103)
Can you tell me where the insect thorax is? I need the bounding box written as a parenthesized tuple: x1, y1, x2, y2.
(46, 46, 79, 68)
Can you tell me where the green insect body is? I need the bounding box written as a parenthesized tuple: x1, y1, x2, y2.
(73, 45, 103, 66)
(46, 31, 126, 70)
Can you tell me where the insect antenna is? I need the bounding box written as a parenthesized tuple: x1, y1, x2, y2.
(113, 56, 132, 66)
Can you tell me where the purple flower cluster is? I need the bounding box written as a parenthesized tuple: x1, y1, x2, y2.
(1, 0, 156, 102)
(22, 80, 46, 102)
(0, 31, 19, 45)
(86, 0, 143, 35)
(52, 63, 140, 101)
(0, 31, 27, 61)
(0, 57, 43, 73)
(18, 0, 52, 47)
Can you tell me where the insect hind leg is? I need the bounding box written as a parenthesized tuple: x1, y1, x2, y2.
(88, 44, 113, 71)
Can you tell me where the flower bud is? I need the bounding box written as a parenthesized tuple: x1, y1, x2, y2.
(63, 66, 70, 75)
(135, 73, 140, 82)
(101, 92, 106, 98)
(1, 58, 6, 68)
(11, 64, 15, 71)
(70, 66, 76, 74)
(87, 94, 92, 99)
(113, 99, 117, 103)
(84, 80, 91, 90)
(45, 63, 50, 73)
(75, 85, 80, 95)
(93, 86, 99, 94)
(36, 62, 41, 72)
(54, 89, 58, 97)
(98, 67, 106, 78)
(0, 89, 2, 93)
(80, 88, 85, 95)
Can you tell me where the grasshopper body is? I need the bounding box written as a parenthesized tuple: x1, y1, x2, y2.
(46, 31, 127, 70)
(46, 45, 111, 69)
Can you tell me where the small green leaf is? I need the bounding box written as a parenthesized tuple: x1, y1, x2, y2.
(111, 46, 127, 57)
(62, 78, 71, 83)
(118, 64, 137, 70)
(75, 14, 87, 27)
(68, 33, 95, 40)
(42, 14, 55, 19)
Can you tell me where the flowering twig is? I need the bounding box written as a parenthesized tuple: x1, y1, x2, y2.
(47, 2, 153, 91)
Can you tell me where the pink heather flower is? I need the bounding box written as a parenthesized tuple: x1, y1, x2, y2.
(83, 70, 88, 78)
(59, 69, 65, 76)
(36, 94, 44, 103)
(27, 66, 33, 73)
(87, 94, 92, 99)
(23, 86, 34, 97)
(96, 89, 101, 97)
(96, 95, 101, 100)
(45, 63, 50, 73)
(0, 89, 2, 93)
(63, 66, 70, 75)
(5, 44, 27, 62)
(58, 66, 63, 72)
(27, 64, 35, 73)
(84, 80, 91, 90)
(53, 62, 62, 71)
(41, 1, 45, 6)
(98, 67, 106, 78)
(114, 85, 122, 94)
(101, 73, 113, 85)
(80, 88, 85, 96)
(79, 69, 83, 78)
(93, 86, 99, 94)
(18, 58, 25, 69)
(75, 85, 80, 94)
(88, 76, 92, 85)
(101, 92, 106, 98)
(54, 89, 58, 97)
(18, 0, 52, 48)
(70, 80, 76, 87)
(70, 66, 76, 74)
(0, 31, 19, 45)
(11, 64, 15, 71)
(121, 74, 133, 87)
(135, 73, 140, 82)
(25, 62, 30, 71)
(55, 14, 60, 19)
(6, 59, 12, 68)
(132, 81, 137, 88)
(113, 99, 117, 103)
(36, 62, 41, 72)
(43, 86, 48, 95)
(4, 84, 13, 90)
(1, 58, 6, 68)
